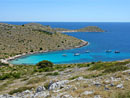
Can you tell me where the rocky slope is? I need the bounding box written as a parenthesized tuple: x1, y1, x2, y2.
(0, 60, 130, 98)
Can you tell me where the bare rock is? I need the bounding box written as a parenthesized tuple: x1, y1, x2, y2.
(82, 91, 94, 95)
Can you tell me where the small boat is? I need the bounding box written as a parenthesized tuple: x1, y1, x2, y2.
(105, 50, 112, 53)
(115, 51, 120, 53)
(74, 53, 80, 56)
(62, 54, 67, 56)
(85, 50, 90, 53)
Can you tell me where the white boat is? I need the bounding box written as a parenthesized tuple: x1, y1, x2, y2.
(105, 50, 112, 53)
(74, 53, 80, 56)
(115, 51, 120, 53)
(85, 50, 90, 53)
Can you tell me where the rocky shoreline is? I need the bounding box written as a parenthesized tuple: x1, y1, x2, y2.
(0, 40, 88, 65)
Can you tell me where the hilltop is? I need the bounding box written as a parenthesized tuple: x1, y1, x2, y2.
(0, 23, 86, 59)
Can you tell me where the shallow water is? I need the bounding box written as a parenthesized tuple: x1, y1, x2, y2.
(3, 22, 130, 65)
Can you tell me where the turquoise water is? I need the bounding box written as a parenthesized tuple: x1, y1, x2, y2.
(3, 22, 130, 65)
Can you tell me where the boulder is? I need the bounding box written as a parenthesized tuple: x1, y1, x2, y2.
(82, 91, 94, 95)
(36, 86, 46, 93)
(116, 84, 124, 88)
(49, 80, 69, 90)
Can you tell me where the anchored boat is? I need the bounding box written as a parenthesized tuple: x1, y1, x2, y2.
(105, 50, 112, 53)
(74, 53, 80, 56)
(85, 50, 90, 53)
(115, 51, 120, 53)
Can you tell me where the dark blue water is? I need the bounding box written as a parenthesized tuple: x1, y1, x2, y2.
(2, 22, 130, 64)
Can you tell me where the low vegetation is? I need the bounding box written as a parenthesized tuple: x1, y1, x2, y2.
(89, 61, 129, 73)
(9, 86, 34, 95)
(0, 60, 129, 98)
(36, 60, 53, 69)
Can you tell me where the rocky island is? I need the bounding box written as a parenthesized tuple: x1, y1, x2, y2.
(56, 26, 104, 33)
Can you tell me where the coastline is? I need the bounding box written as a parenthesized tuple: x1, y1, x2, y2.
(0, 40, 88, 65)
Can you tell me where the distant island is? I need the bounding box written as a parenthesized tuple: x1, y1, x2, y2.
(0, 23, 104, 59)
(56, 26, 104, 33)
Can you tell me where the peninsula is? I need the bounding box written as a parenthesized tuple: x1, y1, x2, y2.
(0, 23, 104, 59)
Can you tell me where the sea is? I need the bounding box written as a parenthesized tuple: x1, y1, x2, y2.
(2, 22, 130, 65)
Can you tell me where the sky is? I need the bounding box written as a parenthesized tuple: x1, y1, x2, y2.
(0, 0, 130, 22)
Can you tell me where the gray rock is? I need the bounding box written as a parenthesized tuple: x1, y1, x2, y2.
(82, 91, 94, 95)
(94, 95, 101, 98)
(110, 83, 114, 87)
(76, 77, 84, 81)
(104, 87, 110, 90)
(116, 84, 124, 88)
(34, 91, 50, 98)
(111, 77, 120, 82)
(0, 94, 17, 98)
(93, 81, 102, 87)
(36, 86, 46, 93)
(49, 80, 69, 90)
(61, 94, 73, 98)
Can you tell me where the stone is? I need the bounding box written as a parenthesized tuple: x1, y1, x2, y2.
(49, 80, 69, 90)
(34, 91, 50, 98)
(36, 86, 46, 93)
(82, 91, 94, 95)
(116, 84, 124, 88)
(23, 90, 32, 94)
(76, 77, 84, 81)
(104, 87, 110, 90)
(93, 81, 102, 87)
(111, 77, 120, 82)
(110, 83, 114, 87)
(0, 94, 17, 98)
(61, 94, 73, 98)
(94, 95, 101, 98)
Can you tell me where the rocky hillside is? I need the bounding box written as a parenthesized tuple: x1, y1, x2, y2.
(0, 60, 130, 98)
(0, 23, 84, 59)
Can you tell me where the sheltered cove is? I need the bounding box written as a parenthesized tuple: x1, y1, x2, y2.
(0, 40, 88, 65)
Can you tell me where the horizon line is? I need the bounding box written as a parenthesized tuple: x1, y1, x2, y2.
(0, 21, 130, 23)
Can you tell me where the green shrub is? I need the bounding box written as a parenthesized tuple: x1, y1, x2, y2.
(69, 76, 79, 80)
(11, 72, 21, 79)
(103, 65, 128, 73)
(91, 62, 95, 64)
(36, 60, 53, 69)
(0, 61, 8, 66)
(46, 72, 59, 76)
(77, 63, 90, 68)
(89, 61, 129, 73)
(0, 73, 11, 80)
